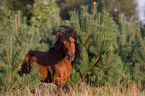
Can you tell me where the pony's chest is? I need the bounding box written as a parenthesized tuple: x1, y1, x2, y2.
(54, 57, 72, 73)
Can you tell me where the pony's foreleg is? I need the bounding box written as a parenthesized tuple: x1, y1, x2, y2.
(53, 74, 70, 93)
(63, 73, 71, 84)
(61, 74, 71, 92)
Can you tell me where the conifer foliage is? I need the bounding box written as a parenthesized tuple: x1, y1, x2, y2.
(0, 12, 41, 95)
(133, 40, 145, 85)
(29, 0, 61, 29)
(117, 14, 144, 84)
(69, 2, 124, 86)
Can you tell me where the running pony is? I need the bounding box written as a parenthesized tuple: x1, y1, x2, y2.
(19, 26, 80, 92)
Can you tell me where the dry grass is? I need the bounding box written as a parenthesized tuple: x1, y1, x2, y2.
(1, 82, 145, 96)
(29, 82, 145, 96)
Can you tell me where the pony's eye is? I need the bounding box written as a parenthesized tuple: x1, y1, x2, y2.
(63, 41, 66, 44)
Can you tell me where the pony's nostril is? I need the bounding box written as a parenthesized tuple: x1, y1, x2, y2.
(67, 54, 70, 57)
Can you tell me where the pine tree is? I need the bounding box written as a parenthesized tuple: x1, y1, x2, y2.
(69, 2, 124, 86)
(57, 0, 84, 20)
(0, 11, 41, 95)
(0, 9, 15, 32)
(133, 39, 145, 86)
(29, 0, 61, 29)
(117, 14, 144, 85)
(84, 0, 138, 22)
(27, 0, 61, 48)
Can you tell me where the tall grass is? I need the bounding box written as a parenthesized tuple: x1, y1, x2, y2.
(5, 82, 143, 96)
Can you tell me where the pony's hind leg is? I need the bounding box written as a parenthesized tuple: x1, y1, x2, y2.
(38, 64, 48, 81)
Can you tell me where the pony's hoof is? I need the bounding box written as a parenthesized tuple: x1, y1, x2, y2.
(31, 89, 35, 94)
(62, 85, 70, 93)
(64, 87, 70, 93)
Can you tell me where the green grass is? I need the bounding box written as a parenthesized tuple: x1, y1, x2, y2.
(2, 82, 144, 96)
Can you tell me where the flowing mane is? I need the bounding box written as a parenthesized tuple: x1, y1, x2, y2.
(53, 26, 80, 62)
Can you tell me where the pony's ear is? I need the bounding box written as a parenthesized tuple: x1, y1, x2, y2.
(59, 25, 73, 32)
(58, 31, 64, 36)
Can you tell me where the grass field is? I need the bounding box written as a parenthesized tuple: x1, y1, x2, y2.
(2, 82, 143, 96)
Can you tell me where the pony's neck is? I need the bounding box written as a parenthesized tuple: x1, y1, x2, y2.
(54, 46, 66, 61)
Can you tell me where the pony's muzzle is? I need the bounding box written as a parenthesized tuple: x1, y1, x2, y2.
(67, 53, 75, 61)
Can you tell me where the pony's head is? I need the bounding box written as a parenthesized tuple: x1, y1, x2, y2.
(63, 36, 75, 61)
(55, 26, 80, 61)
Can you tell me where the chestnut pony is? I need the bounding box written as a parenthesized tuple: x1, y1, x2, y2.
(19, 26, 80, 92)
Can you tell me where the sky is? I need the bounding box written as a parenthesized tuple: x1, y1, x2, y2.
(137, 0, 145, 22)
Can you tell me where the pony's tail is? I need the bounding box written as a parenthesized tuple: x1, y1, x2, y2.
(28, 56, 37, 71)
(18, 55, 37, 75)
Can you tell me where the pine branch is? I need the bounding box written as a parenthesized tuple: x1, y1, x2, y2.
(88, 56, 100, 71)
(3, 35, 11, 66)
(14, 14, 22, 43)
(0, 62, 5, 67)
(12, 44, 25, 67)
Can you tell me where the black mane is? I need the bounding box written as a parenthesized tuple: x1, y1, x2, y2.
(54, 26, 80, 62)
